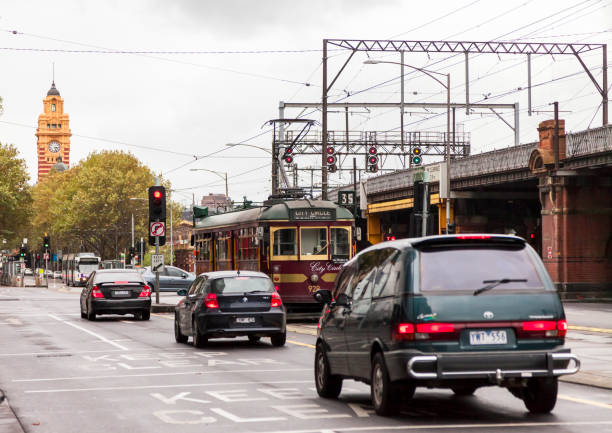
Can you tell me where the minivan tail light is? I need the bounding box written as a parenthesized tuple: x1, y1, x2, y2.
(271, 292, 282, 308)
(204, 293, 219, 309)
(92, 285, 104, 298)
(139, 285, 151, 298)
(521, 320, 566, 338)
(416, 323, 455, 333)
(394, 323, 415, 341)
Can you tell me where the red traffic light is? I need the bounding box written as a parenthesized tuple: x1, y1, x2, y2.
(327, 155, 337, 165)
(368, 155, 378, 165)
(285, 147, 293, 154)
(327, 146, 335, 155)
(368, 146, 377, 155)
(284, 155, 293, 164)
(153, 190, 163, 199)
(385, 235, 396, 241)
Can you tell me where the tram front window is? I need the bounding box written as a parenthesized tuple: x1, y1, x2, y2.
(273, 228, 297, 256)
(331, 227, 350, 259)
(301, 228, 328, 257)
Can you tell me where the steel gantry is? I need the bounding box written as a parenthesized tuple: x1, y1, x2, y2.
(318, 38, 608, 199)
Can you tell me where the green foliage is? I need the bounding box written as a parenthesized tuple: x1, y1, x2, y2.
(0, 142, 32, 247)
(30, 150, 179, 260)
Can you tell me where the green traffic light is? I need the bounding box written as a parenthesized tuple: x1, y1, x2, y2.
(412, 156, 422, 165)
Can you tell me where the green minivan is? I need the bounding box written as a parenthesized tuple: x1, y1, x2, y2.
(313, 234, 580, 416)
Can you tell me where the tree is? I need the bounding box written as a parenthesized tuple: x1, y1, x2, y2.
(0, 142, 33, 247)
(31, 150, 161, 259)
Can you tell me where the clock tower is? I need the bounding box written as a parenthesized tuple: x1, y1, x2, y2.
(36, 82, 71, 181)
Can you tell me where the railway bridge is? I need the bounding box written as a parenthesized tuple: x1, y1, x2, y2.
(363, 121, 612, 299)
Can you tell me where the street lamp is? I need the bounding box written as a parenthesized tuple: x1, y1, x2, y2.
(225, 143, 272, 154)
(364, 59, 452, 232)
(189, 168, 229, 207)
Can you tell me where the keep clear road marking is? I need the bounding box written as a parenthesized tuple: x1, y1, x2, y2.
(48, 314, 129, 351)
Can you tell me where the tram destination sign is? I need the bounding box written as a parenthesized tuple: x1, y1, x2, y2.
(290, 208, 336, 221)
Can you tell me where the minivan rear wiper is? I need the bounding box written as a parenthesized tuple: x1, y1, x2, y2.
(473, 278, 528, 296)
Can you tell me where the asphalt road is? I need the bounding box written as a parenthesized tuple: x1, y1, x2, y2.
(1, 285, 612, 433)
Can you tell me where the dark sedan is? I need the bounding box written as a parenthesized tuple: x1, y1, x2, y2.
(140, 265, 195, 292)
(174, 270, 286, 347)
(80, 269, 152, 321)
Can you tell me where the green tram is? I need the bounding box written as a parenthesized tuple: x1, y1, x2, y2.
(192, 199, 354, 310)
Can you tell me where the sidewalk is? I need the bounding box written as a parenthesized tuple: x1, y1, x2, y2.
(0, 391, 25, 433)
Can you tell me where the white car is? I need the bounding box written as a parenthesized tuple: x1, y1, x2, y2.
(53, 271, 61, 279)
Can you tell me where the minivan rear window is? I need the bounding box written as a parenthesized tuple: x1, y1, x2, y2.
(419, 246, 544, 292)
(210, 277, 274, 294)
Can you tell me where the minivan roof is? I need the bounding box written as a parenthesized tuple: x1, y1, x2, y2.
(362, 234, 525, 253)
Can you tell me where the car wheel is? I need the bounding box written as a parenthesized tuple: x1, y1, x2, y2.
(248, 335, 261, 343)
(451, 385, 477, 396)
(523, 378, 558, 414)
(314, 343, 342, 398)
(371, 352, 400, 416)
(174, 315, 188, 344)
(140, 311, 151, 321)
(192, 320, 207, 348)
(270, 331, 286, 347)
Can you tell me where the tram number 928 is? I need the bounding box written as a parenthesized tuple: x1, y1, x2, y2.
(308, 285, 321, 294)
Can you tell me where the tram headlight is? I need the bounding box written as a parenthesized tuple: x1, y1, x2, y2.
(310, 274, 319, 283)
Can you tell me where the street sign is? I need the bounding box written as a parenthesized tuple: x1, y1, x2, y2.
(424, 163, 441, 183)
(151, 254, 165, 272)
(338, 191, 356, 207)
(150, 221, 166, 237)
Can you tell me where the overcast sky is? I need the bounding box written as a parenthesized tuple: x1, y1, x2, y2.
(1, 0, 610, 206)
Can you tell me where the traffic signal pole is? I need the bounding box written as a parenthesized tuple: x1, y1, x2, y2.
(155, 236, 160, 305)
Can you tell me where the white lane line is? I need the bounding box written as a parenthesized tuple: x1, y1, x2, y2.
(48, 314, 129, 351)
(263, 421, 612, 433)
(25, 379, 311, 394)
(0, 347, 188, 358)
(14, 368, 310, 382)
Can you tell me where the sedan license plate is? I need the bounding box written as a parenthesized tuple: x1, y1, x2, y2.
(469, 330, 508, 345)
(113, 290, 130, 297)
(236, 317, 256, 324)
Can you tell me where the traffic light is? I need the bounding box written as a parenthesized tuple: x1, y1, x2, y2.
(283, 147, 294, 164)
(19, 246, 26, 258)
(412, 147, 422, 165)
(43, 236, 50, 251)
(326, 146, 337, 173)
(366, 146, 378, 172)
(148, 186, 167, 246)
(413, 180, 425, 213)
(129, 246, 135, 260)
(384, 235, 396, 241)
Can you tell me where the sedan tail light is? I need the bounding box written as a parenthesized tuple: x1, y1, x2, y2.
(92, 285, 104, 298)
(139, 285, 151, 298)
(204, 293, 219, 309)
(271, 292, 282, 308)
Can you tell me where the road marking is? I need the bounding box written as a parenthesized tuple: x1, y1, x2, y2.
(14, 368, 310, 382)
(0, 347, 188, 358)
(152, 313, 173, 319)
(559, 394, 612, 409)
(25, 379, 311, 394)
(569, 325, 612, 334)
(263, 421, 612, 432)
(288, 340, 316, 349)
(48, 314, 129, 351)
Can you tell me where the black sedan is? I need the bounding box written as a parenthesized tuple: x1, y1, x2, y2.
(174, 270, 286, 347)
(80, 269, 152, 321)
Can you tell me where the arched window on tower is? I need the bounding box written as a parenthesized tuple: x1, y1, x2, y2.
(52, 104, 56, 112)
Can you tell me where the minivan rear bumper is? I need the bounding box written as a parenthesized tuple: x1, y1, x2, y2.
(387, 349, 580, 383)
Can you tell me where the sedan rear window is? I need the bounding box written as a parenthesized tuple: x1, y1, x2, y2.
(95, 272, 143, 283)
(419, 246, 544, 292)
(210, 277, 274, 294)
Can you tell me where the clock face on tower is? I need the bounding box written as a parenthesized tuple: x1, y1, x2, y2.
(48, 141, 61, 153)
